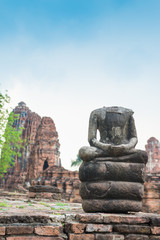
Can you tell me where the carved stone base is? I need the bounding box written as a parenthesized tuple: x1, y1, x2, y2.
(82, 199, 142, 213)
(79, 151, 147, 213)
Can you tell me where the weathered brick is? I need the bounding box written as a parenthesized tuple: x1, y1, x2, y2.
(152, 227, 160, 235)
(150, 237, 160, 240)
(34, 225, 62, 236)
(0, 227, 5, 236)
(150, 217, 160, 226)
(65, 214, 76, 222)
(86, 224, 112, 233)
(95, 234, 124, 240)
(29, 192, 36, 198)
(114, 225, 150, 234)
(6, 237, 64, 240)
(49, 214, 65, 223)
(7, 225, 33, 235)
(69, 234, 95, 240)
(64, 223, 85, 233)
(125, 234, 149, 240)
(103, 214, 149, 224)
(76, 214, 103, 223)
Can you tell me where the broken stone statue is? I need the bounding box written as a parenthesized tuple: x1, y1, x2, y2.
(79, 106, 148, 213)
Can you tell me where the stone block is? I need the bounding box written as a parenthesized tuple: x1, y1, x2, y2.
(49, 214, 65, 223)
(6, 225, 33, 235)
(79, 161, 145, 183)
(76, 214, 103, 223)
(0, 227, 5, 236)
(150, 217, 160, 226)
(86, 224, 112, 233)
(69, 234, 95, 240)
(82, 199, 142, 213)
(95, 234, 124, 240)
(80, 181, 143, 200)
(125, 234, 149, 240)
(52, 193, 61, 200)
(29, 185, 61, 193)
(150, 237, 160, 240)
(6, 237, 64, 240)
(29, 192, 36, 198)
(34, 225, 62, 236)
(103, 214, 149, 224)
(149, 236, 160, 240)
(151, 227, 160, 235)
(113, 224, 150, 234)
(65, 214, 76, 222)
(64, 223, 86, 233)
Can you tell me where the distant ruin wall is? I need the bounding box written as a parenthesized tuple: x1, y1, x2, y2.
(143, 137, 160, 214)
(143, 174, 160, 214)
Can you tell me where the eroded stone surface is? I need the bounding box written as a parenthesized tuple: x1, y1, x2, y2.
(79, 106, 148, 213)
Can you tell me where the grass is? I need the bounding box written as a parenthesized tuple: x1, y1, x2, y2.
(55, 202, 68, 207)
(0, 207, 7, 211)
(16, 205, 26, 209)
(39, 202, 50, 207)
(0, 202, 8, 207)
(28, 203, 34, 207)
(50, 207, 56, 210)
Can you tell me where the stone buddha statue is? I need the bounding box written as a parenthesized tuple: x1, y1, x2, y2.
(78, 106, 148, 213)
(79, 106, 138, 160)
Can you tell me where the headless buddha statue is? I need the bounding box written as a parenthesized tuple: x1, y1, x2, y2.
(79, 106, 138, 161)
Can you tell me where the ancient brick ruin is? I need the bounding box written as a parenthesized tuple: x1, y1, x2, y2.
(0, 102, 80, 202)
(0, 211, 160, 239)
(143, 137, 160, 213)
(145, 137, 160, 173)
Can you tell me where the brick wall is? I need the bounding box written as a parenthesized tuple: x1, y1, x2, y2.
(0, 213, 160, 239)
(143, 174, 160, 214)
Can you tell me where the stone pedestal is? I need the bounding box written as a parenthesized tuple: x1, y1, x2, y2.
(29, 185, 61, 200)
(79, 151, 148, 213)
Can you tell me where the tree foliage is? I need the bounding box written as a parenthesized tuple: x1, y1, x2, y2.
(0, 91, 23, 177)
(71, 154, 82, 167)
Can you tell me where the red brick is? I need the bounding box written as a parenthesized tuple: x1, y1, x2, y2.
(64, 223, 85, 233)
(6, 237, 64, 240)
(0, 227, 5, 236)
(29, 192, 36, 198)
(34, 225, 62, 236)
(103, 214, 149, 224)
(113, 225, 150, 234)
(95, 234, 124, 240)
(76, 214, 103, 223)
(69, 234, 95, 240)
(86, 224, 112, 233)
(7, 226, 33, 235)
(152, 227, 160, 235)
(125, 234, 149, 240)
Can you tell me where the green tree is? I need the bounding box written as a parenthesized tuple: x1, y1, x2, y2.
(0, 91, 23, 177)
(71, 154, 82, 167)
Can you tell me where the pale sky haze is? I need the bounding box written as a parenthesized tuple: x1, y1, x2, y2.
(0, 0, 160, 169)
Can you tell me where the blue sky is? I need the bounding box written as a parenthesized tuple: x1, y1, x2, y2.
(0, 0, 160, 169)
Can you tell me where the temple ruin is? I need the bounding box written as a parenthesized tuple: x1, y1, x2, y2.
(0, 102, 80, 202)
(143, 137, 160, 213)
